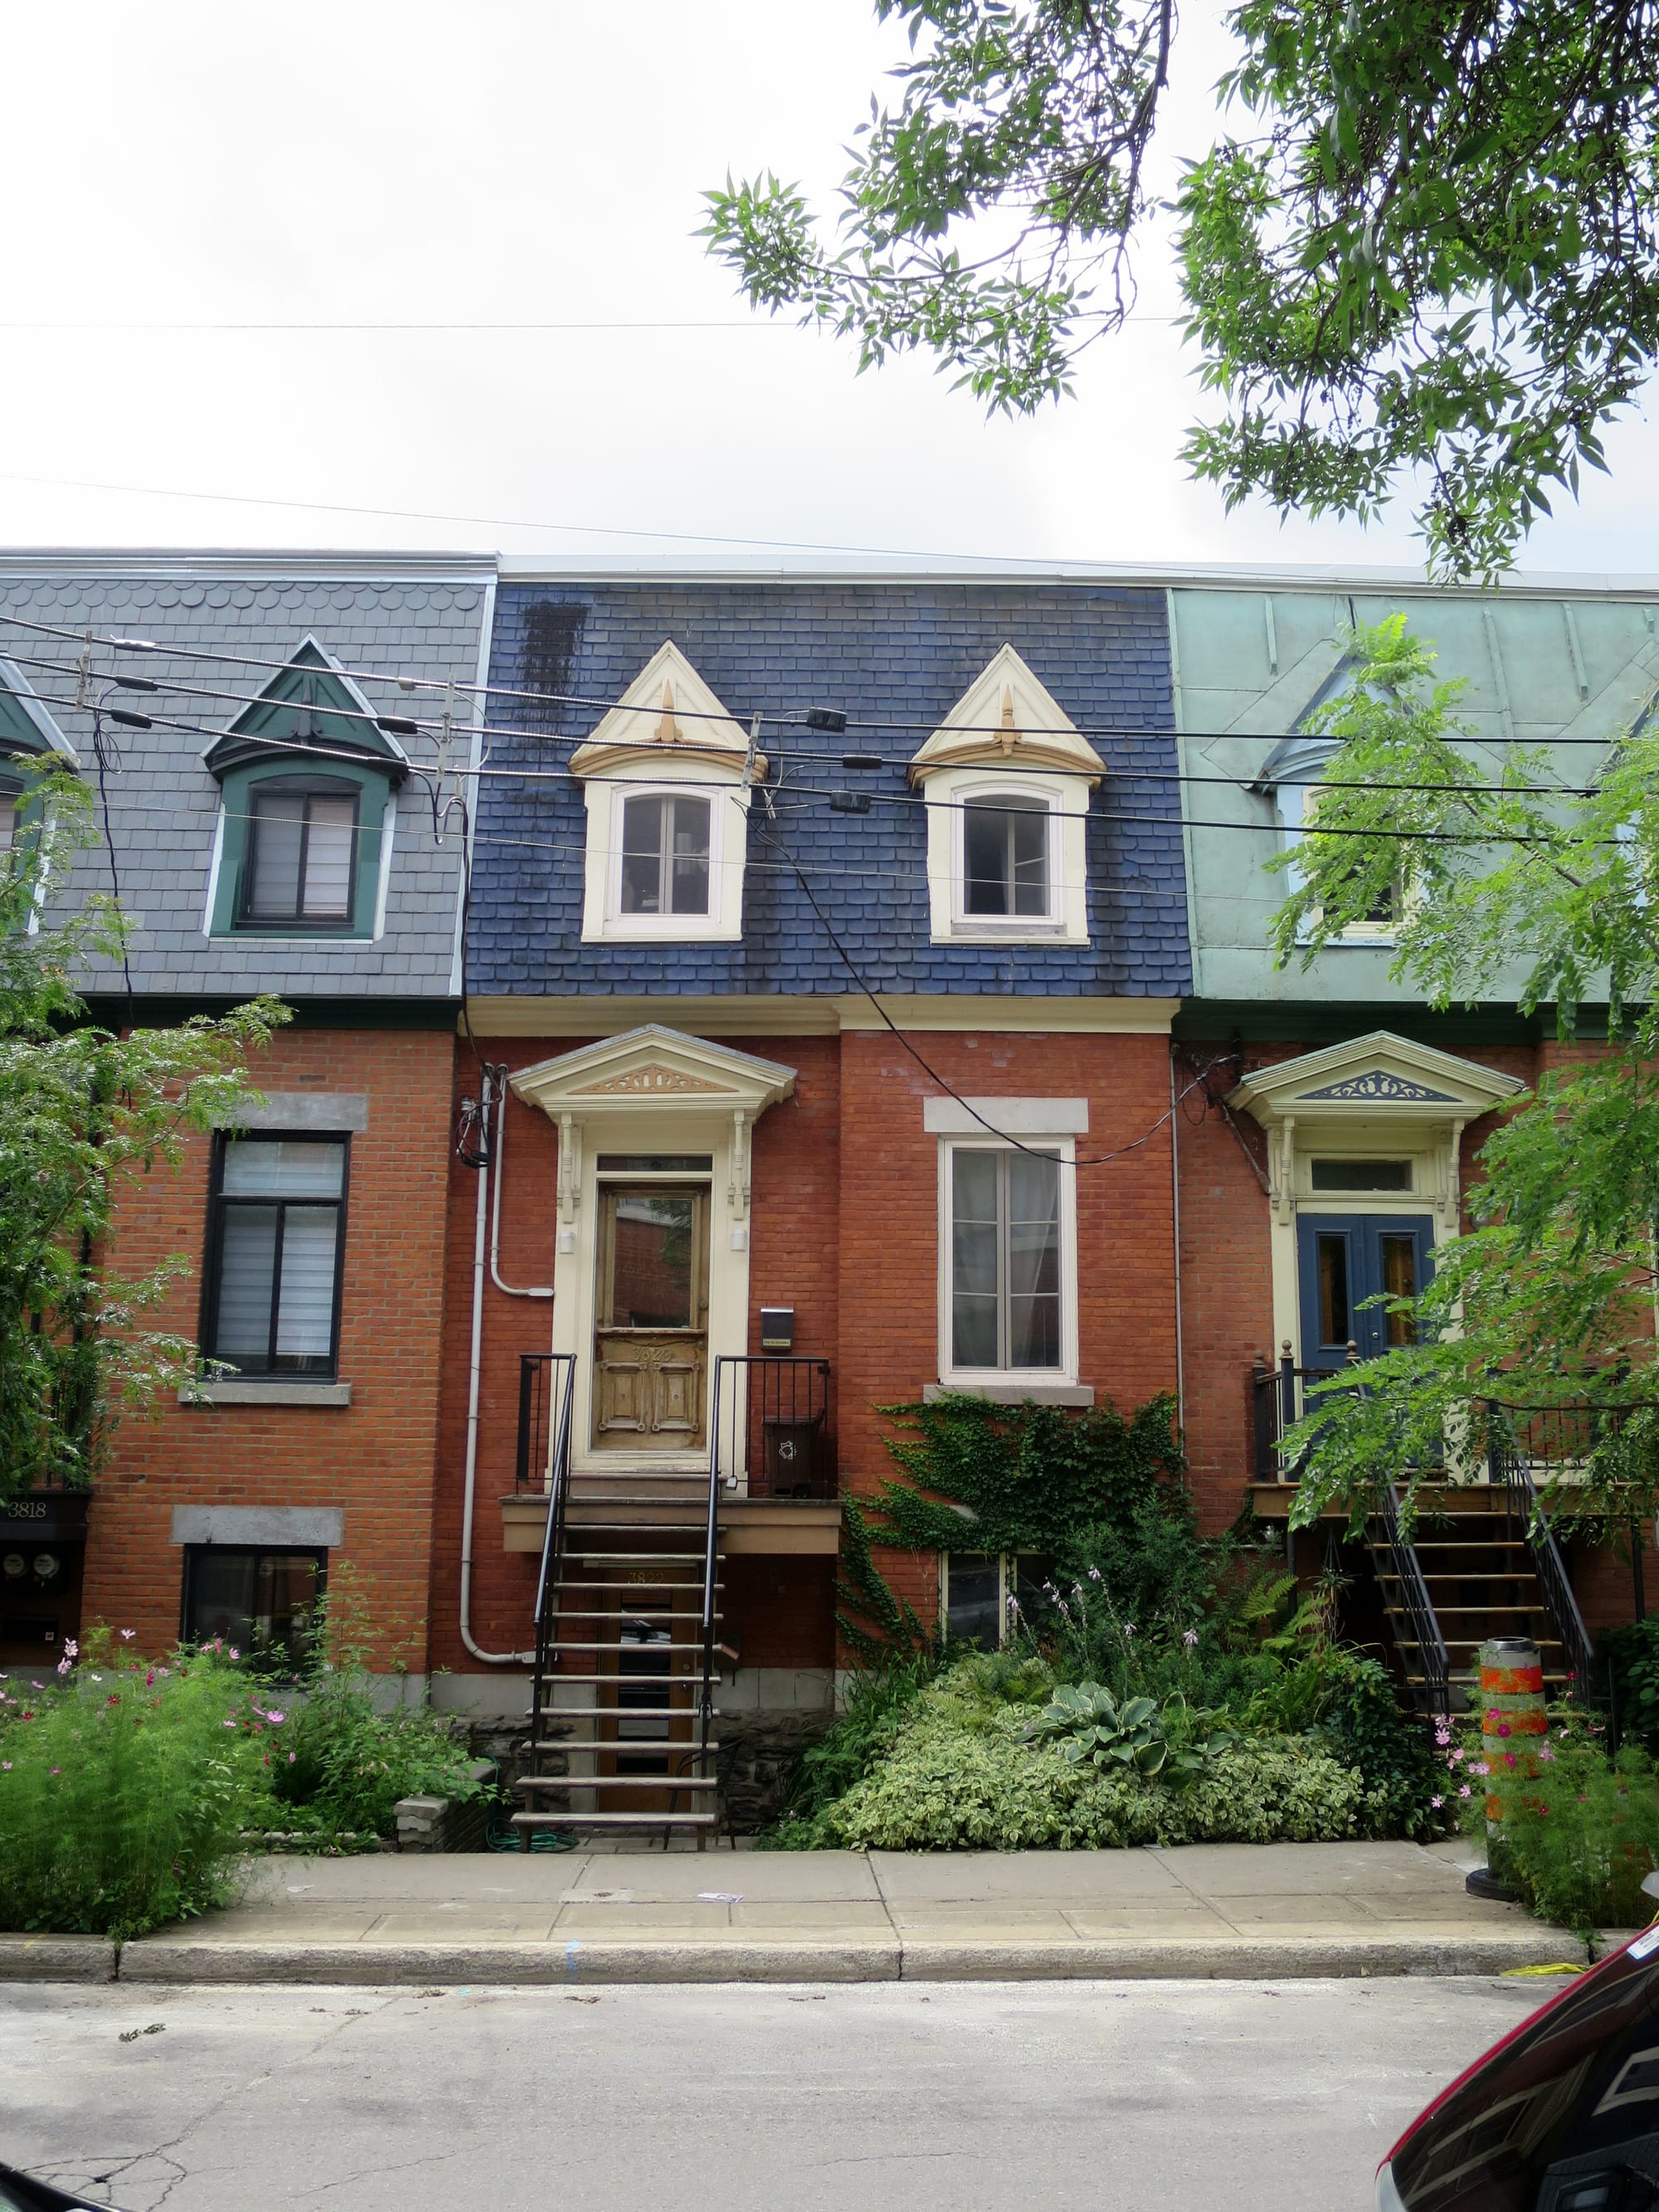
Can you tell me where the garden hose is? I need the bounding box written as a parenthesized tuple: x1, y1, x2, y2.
(479, 1755, 579, 1853)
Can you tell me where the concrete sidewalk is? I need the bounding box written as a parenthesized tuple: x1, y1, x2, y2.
(0, 1838, 1593, 1985)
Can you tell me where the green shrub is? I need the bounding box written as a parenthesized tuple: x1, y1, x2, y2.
(270, 1674, 484, 1838)
(761, 1655, 938, 1848)
(1598, 1613, 1659, 1755)
(815, 1678, 1365, 1851)
(0, 1631, 266, 1938)
(1474, 1714, 1659, 1936)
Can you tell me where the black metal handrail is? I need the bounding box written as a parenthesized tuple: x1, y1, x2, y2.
(708, 1354, 834, 1499)
(1252, 1344, 1355, 1481)
(1372, 1480, 1452, 1717)
(522, 1354, 577, 1742)
(1484, 1402, 1598, 1694)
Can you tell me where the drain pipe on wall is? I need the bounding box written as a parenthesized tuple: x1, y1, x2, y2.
(460, 1074, 537, 1665)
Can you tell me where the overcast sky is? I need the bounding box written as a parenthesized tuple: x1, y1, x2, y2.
(2, 2, 1654, 576)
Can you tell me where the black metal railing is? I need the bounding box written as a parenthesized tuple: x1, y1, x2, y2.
(522, 1353, 577, 1753)
(1252, 1344, 1349, 1481)
(1372, 1480, 1452, 1717)
(708, 1354, 835, 1500)
(1484, 1402, 1599, 1694)
(515, 1350, 577, 1493)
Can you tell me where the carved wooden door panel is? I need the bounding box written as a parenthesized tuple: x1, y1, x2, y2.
(594, 1187, 708, 1451)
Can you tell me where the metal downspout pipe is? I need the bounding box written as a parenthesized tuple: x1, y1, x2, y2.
(460, 1074, 535, 1665)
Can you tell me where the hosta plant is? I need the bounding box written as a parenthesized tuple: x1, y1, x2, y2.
(1023, 1683, 1233, 1788)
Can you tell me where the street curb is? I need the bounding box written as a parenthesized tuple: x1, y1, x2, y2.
(116, 1940, 906, 1986)
(109, 1928, 1584, 1986)
(0, 1935, 118, 1984)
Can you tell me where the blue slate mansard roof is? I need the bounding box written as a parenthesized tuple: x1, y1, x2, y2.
(0, 553, 495, 1005)
(467, 580, 1190, 1001)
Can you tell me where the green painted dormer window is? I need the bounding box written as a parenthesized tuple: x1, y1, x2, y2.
(205, 639, 407, 941)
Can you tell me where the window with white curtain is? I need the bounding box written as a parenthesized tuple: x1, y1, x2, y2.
(204, 1138, 348, 1377)
(241, 783, 359, 926)
(943, 1143, 1068, 1376)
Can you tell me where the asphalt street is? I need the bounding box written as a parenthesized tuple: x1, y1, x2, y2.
(0, 1977, 1546, 2212)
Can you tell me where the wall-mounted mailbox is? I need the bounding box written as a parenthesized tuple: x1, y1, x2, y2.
(759, 1305, 795, 1352)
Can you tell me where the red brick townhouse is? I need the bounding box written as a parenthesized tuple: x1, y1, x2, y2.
(1166, 572, 1659, 1705)
(0, 551, 494, 1686)
(435, 571, 1191, 1835)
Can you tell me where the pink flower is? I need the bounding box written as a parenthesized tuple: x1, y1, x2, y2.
(1459, 1784, 1472, 1799)
(106, 1694, 119, 1706)
(1182, 1629, 1199, 1649)
(145, 1670, 155, 1687)
(1434, 1730, 1452, 1748)
(62, 1639, 77, 1660)
(1470, 1761, 1489, 1776)
(1450, 1748, 1466, 1763)
(288, 1751, 297, 1764)
(28, 1682, 41, 1691)
(1504, 1752, 1517, 1767)
(1497, 1723, 1511, 1738)
(49, 1767, 60, 1777)
(1431, 1795, 1444, 1809)
(1486, 1709, 1500, 1723)
(119, 1629, 134, 1641)
(228, 1647, 240, 1661)
(265, 1709, 285, 1725)
(221, 1719, 236, 1730)
(1538, 1743, 1555, 1762)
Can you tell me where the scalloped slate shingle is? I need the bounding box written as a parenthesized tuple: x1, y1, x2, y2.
(0, 564, 490, 999)
(470, 581, 1189, 999)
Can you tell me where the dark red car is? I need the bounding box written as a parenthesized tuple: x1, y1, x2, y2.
(1379, 1915, 1659, 2210)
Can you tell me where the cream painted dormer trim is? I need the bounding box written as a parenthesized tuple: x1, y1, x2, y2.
(572, 643, 761, 941)
(907, 644, 1105, 785)
(568, 639, 765, 780)
(913, 648, 1098, 945)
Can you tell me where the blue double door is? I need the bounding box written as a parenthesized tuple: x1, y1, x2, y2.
(1297, 1214, 1433, 1378)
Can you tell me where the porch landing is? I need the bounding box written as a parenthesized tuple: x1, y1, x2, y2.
(16, 1839, 1597, 1985)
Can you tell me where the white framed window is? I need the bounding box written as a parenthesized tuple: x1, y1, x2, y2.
(1274, 775, 1399, 944)
(581, 769, 747, 942)
(619, 790, 712, 919)
(922, 769, 1088, 944)
(937, 1135, 1078, 1388)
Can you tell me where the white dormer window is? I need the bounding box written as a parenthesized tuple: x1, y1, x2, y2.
(575, 644, 756, 944)
(911, 647, 1097, 946)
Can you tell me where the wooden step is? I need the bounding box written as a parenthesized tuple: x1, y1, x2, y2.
(510, 1810, 718, 1830)
(518, 1773, 718, 1794)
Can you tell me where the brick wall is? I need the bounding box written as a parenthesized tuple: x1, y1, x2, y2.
(429, 1026, 1180, 1667)
(88, 1026, 455, 1669)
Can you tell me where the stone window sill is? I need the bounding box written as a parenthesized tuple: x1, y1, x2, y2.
(180, 1380, 353, 1408)
(923, 1380, 1094, 1408)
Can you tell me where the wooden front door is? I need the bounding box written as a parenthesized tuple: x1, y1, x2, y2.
(593, 1184, 709, 1450)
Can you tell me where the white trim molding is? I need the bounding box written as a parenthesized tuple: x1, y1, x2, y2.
(1228, 1030, 1524, 1364)
(572, 641, 757, 944)
(924, 1096, 1089, 1135)
(909, 646, 1101, 948)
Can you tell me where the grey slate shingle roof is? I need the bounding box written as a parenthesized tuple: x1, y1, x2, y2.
(469, 581, 1190, 999)
(0, 559, 492, 1000)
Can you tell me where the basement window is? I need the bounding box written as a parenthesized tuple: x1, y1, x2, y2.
(181, 1546, 325, 1668)
(944, 1553, 1052, 1650)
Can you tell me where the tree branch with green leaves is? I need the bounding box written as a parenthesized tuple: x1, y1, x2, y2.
(1269, 620, 1659, 1534)
(706, 0, 1659, 576)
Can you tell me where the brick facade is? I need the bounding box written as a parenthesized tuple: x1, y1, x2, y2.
(431, 1025, 1180, 1674)
(84, 1025, 455, 1668)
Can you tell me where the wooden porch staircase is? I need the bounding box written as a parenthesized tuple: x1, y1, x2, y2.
(513, 1466, 723, 1848)
(1368, 1486, 1593, 1716)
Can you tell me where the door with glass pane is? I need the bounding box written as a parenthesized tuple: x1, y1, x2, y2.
(1297, 1214, 1433, 1378)
(593, 1186, 710, 1449)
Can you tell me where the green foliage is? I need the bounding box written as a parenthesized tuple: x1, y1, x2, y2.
(1479, 1714, 1659, 1937)
(834, 1495, 932, 1665)
(247, 1567, 484, 1840)
(1023, 1680, 1235, 1788)
(704, 0, 1659, 576)
(0, 1628, 266, 1939)
(0, 766, 285, 1501)
(1258, 619, 1659, 1533)
(1308, 1659, 1457, 1843)
(817, 1675, 1365, 1850)
(761, 1654, 941, 1848)
(1599, 1615, 1659, 1757)
(873, 1389, 1185, 1559)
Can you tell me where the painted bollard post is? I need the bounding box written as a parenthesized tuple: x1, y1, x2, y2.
(1466, 1636, 1546, 1900)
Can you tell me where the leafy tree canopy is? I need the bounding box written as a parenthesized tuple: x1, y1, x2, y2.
(0, 767, 284, 1500)
(1267, 619, 1659, 1533)
(705, 0, 1659, 576)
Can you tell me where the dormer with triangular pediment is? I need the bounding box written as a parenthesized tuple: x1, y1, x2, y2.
(205, 639, 407, 943)
(911, 645, 1097, 946)
(573, 643, 757, 945)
